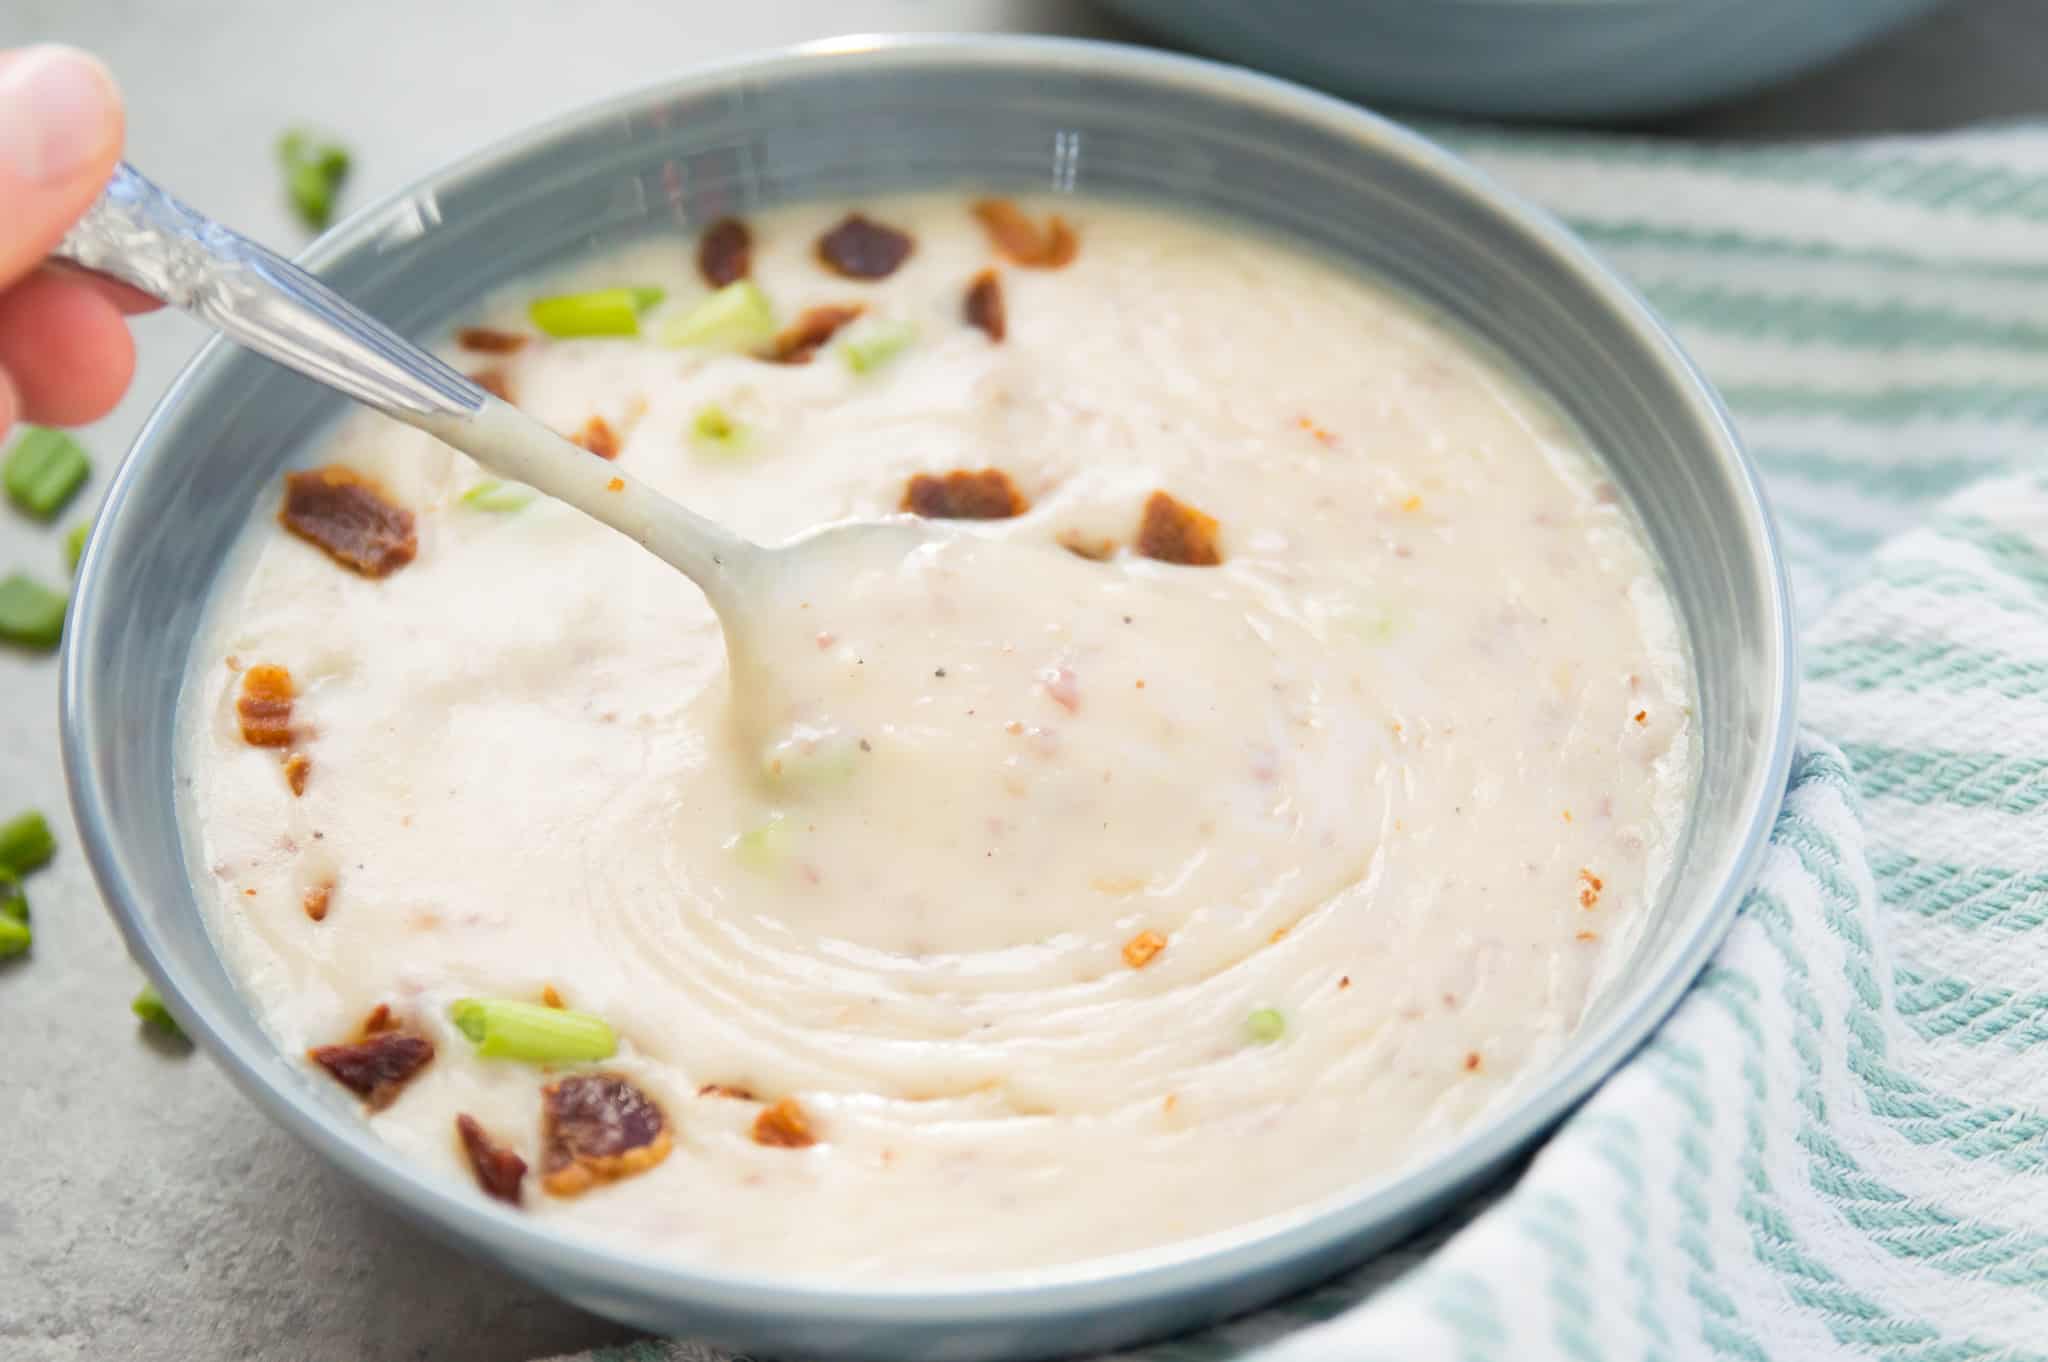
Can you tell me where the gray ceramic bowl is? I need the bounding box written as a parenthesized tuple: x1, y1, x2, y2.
(63, 34, 1794, 1362)
(1103, 0, 1946, 120)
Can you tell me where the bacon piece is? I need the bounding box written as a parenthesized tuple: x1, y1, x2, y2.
(697, 217, 752, 287)
(540, 984, 565, 1009)
(280, 466, 417, 578)
(456, 327, 529, 354)
(1122, 930, 1166, 969)
(963, 268, 1005, 342)
(1578, 869, 1603, 909)
(762, 304, 865, 365)
(901, 468, 1029, 520)
(539, 1072, 674, 1197)
(470, 369, 514, 402)
(283, 752, 311, 796)
(1464, 1051, 1483, 1072)
(237, 665, 295, 747)
(751, 1096, 817, 1148)
(573, 416, 621, 460)
(698, 1083, 756, 1101)
(303, 881, 334, 922)
(1135, 491, 1222, 567)
(309, 1030, 434, 1110)
(358, 1003, 395, 1037)
(456, 1114, 528, 1205)
(816, 214, 914, 279)
(1057, 529, 1116, 562)
(972, 199, 1079, 269)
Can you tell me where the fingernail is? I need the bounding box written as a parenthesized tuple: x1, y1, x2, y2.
(0, 46, 119, 184)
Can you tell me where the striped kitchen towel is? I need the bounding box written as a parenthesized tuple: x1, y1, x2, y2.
(565, 122, 2048, 1362)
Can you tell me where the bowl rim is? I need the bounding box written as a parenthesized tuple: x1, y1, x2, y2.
(63, 30, 1796, 1329)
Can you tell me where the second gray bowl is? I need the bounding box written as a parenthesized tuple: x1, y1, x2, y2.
(63, 34, 1795, 1362)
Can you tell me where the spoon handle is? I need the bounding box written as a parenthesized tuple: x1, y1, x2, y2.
(54, 162, 482, 422)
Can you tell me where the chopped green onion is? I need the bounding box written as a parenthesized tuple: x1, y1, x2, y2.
(658, 279, 775, 351)
(0, 573, 67, 649)
(459, 479, 537, 512)
(732, 815, 793, 874)
(529, 287, 664, 339)
(64, 519, 90, 573)
(449, 997, 617, 1064)
(1, 868, 24, 923)
(1343, 602, 1404, 645)
(0, 915, 28, 960)
(4, 427, 91, 520)
(133, 984, 184, 1039)
(277, 130, 351, 231)
(762, 733, 863, 789)
(0, 811, 54, 876)
(1246, 1007, 1286, 1044)
(690, 403, 749, 456)
(840, 318, 917, 375)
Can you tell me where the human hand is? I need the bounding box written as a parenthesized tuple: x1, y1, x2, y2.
(0, 45, 156, 441)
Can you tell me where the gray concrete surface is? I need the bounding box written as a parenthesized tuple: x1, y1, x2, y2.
(2, 1, 2043, 1359)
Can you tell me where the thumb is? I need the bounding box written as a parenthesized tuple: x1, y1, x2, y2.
(0, 46, 123, 290)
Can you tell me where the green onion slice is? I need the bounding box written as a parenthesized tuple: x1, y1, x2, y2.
(0, 915, 28, 960)
(840, 318, 917, 375)
(0, 811, 54, 876)
(277, 130, 351, 231)
(64, 520, 90, 573)
(690, 403, 749, 455)
(449, 997, 617, 1064)
(529, 287, 664, 339)
(658, 280, 775, 351)
(459, 479, 537, 512)
(0, 574, 67, 650)
(1, 868, 25, 924)
(133, 984, 185, 1038)
(1246, 1007, 1286, 1044)
(731, 815, 793, 874)
(4, 427, 91, 521)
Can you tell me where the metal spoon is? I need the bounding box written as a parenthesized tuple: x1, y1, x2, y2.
(54, 162, 927, 721)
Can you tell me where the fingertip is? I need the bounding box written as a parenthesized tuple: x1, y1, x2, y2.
(0, 273, 135, 426)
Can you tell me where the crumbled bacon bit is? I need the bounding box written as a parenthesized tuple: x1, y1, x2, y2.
(1296, 415, 1337, 447)
(1339, 975, 1351, 989)
(280, 466, 417, 578)
(303, 881, 334, 922)
(1136, 491, 1222, 566)
(540, 1073, 674, 1197)
(971, 199, 1078, 268)
(762, 304, 864, 364)
(1162, 1094, 1179, 1114)
(964, 268, 1005, 342)
(606, 476, 624, 493)
(540, 984, 565, 1009)
(470, 368, 514, 402)
(1056, 529, 1116, 561)
(237, 665, 295, 747)
(1464, 1051, 1483, 1072)
(573, 416, 621, 460)
(456, 1114, 528, 1205)
(1269, 927, 1290, 945)
(816, 213, 914, 279)
(1576, 930, 1600, 942)
(1122, 930, 1166, 969)
(1401, 495, 1424, 513)
(1040, 664, 1080, 714)
(1634, 710, 1648, 725)
(283, 752, 311, 796)
(309, 1029, 434, 1110)
(696, 217, 752, 287)
(1578, 869, 1604, 908)
(901, 468, 1029, 520)
(698, 1083, 756, 1101)
(752, 1096, 817, 1148)
(358, 1003, 395, 1037)
(456, 327, 529, 354)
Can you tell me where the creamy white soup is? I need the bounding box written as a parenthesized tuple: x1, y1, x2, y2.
(179, 193, 1696, 1277)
